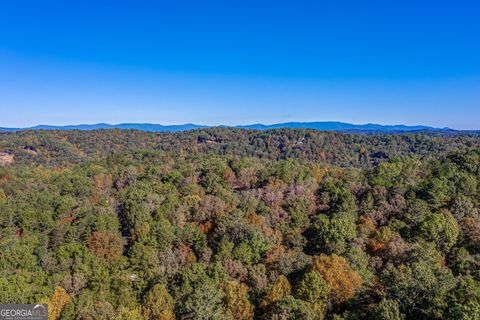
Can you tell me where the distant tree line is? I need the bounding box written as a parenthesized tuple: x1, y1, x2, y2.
(1, 128, 479, 167)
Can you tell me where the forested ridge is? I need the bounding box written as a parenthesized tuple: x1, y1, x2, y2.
(1, 128, 479, 167)
(0, 128, 479, 319)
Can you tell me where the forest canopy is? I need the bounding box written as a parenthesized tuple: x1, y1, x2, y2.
(0, 128, 479, 319)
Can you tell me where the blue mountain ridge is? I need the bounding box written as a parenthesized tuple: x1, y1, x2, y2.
(0, 121, 456, 133)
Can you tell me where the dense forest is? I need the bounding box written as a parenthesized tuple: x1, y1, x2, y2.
(2, 128, 480, 167)
(1, 128, 479, 319)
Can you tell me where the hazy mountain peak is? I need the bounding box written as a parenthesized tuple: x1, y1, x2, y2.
(0, 121, 454, 133)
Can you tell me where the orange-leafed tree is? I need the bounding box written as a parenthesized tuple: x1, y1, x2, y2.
(312, 254, 362, 304)
(87, 231, 124, 263)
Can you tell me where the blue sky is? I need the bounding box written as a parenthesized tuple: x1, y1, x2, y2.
(0, 1, 479, 129)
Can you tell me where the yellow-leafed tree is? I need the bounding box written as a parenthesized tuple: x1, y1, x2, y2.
(48, 286, 72, 320)
(261, 275, 291, 308)
(224, 280, 254, 320)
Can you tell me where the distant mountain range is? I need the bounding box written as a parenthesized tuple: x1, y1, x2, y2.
(0, 121, 458, 133)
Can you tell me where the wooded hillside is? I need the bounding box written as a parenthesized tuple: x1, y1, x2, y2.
(0, 129, 479, 319)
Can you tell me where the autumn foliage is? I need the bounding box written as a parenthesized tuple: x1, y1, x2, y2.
(1, 130, 480, 319)
(261, 275, 291, 308)
(48, 287, 72, 320)
(224, 280, 254, 320)
(87, 231, 123, 262)
(312, 254, 362, 304)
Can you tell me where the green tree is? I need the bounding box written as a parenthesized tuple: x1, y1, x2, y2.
(296, 270, 329, 305)
(142, 284, 175, 320)
(174, 263, 228, 320)
(310, 213, 356, 254)
(418, 209, 459, 252)
(295, 271, 329, 320)
(381, 246, 457, 319)
(374, 299, 405, 320)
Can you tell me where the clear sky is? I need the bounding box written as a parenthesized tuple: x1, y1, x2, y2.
(0, 0, 479, 129)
